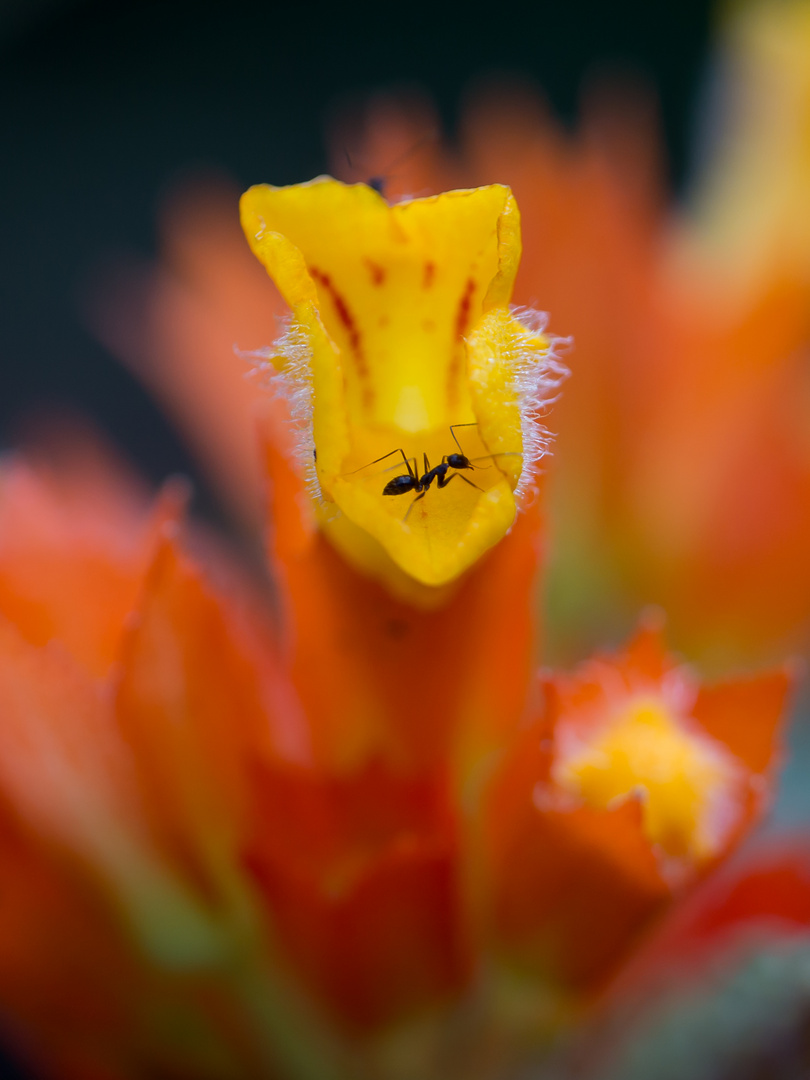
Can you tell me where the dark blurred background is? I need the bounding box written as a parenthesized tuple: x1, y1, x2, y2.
(1, 0, 713, 494)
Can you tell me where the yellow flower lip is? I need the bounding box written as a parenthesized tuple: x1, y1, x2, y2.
(553, 692, 744, 868)
(240, 177, 562, 589)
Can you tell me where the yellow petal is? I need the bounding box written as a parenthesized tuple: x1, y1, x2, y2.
(240, 177, 561, 588)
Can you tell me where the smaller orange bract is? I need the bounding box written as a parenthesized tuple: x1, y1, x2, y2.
(484, 619, 791, 989)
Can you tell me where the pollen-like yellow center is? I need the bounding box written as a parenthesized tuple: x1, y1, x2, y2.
(554, 697, 741, 862)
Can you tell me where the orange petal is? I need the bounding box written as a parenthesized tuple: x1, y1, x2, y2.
(0, 582, 338, 1078)
(0, 810, 145, 1080)
(114, 529, 308, 900)
(562, 839, 810, 1076)
(484, 723, 668, 989)
(544, 622, 787, 867)
(244, 758, 469, 1029)
(0, 442, 182, 679)
(261, 417, 544, 776)
(0, 614, 141, 858)
(691, 668, 791, 774)
(609, 836, 810, 999)
(0, 616, 161, 1078)
(483, 622, 789, 988)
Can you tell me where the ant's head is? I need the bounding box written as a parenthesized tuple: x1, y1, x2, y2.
(341, 131, 437, 201)
(446, 453, 473, 471)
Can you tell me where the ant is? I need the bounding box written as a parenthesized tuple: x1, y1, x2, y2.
(344, 132, 436, 198)
(351, 424, 485, 520)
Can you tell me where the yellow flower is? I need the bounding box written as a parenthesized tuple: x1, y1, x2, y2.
(240, 178, 564, 591)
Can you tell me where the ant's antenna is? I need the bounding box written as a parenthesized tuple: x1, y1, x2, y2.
(343, 131, 438, 197)
(343, 448, 417, 479)
(449, 422, 474, 456)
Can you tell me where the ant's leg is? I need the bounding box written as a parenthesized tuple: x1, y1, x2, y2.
(381, 456, 418, 475)
(345, 448, 416, 481)
(437, 472, 483, 492)
(403, 490, 427, 522)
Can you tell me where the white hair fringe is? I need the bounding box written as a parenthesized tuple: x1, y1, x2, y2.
(236, 316, 322, 500)
(237, 306, 571, 509)
(509, 306, 572, 507)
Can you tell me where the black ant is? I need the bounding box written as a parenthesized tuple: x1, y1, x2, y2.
(350, 424, 486, 521)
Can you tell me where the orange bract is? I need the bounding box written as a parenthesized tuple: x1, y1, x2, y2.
(0, 443, 174, 678)
(260, 414, 544, 776)
(484, 621, 790, 989)
(0, 443, 333, 1078)
(244, 758, 469, 1030)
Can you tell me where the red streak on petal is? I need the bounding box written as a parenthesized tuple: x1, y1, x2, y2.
(447, 277, 476, 407)
(455, 278, 476, 341)
(422, 261, 436, 289)
(310, 266, 373, 408)
(365, 259, 386, 286)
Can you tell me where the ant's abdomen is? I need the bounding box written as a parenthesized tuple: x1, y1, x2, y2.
(383, 475, 418, 496)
